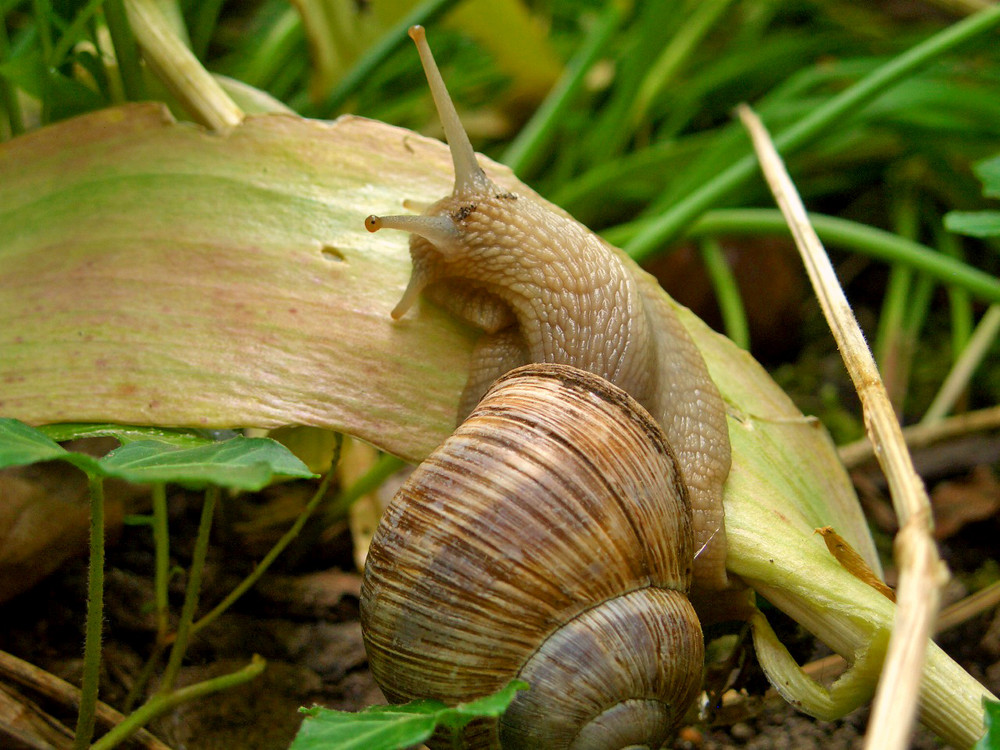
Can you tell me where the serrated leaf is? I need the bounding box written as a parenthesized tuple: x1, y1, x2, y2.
(975, 699, 1000, 750)
(99, 436, 315, 489)
(0, 418, 100, 474)
(451, 679, 529, 718)
(291, 681, 528, 750)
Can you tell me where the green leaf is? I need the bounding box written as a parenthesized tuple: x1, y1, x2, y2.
(98, 436, 315, 489)
(291, 681, 528, 750)
(944, 210, 1000, 238)
(0, 418, 100, 474)
(38, 423, 217, 446)
(975, 699, 1000, 750)
(975, 154, 1000, 199)
(944, 154, 1000, 237)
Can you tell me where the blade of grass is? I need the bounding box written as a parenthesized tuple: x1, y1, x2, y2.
(698, 236, 750, 349)
(159, 486, 217, 693)
(0, 10, 25, 136)
(502, 1, 622, 177)
(311, 0, 461, 117)
(875, 191, 920, 413)
(937, 225, 974, 360)
(738, 102, 942, 750)
(628, 0, 734, 129)
(105, 0, 146, 101)
(31, 0, 53, 60)
(190, 0, 226, 60)
(922, 305, 1000, 424)
(667, 208, 1000, 305)
(49, 0, 105, 67)
(624, 5, 1000, 262)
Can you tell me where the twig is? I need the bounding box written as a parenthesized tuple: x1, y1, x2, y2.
(840, 403, 1000, 468)
(737, 103, 944, 750)
(0, 650, 171, 750)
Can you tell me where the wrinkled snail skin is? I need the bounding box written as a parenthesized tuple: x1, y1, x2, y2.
(366, 26, 731, 592)
(360, 364, 704, 749)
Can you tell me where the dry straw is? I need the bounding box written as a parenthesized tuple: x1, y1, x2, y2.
(737, 103, 947, 750)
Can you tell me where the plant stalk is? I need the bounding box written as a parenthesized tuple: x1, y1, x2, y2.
(72, 476, 106, 750)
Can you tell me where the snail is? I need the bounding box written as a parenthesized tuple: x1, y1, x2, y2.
(361, 363, 703, 748)
(360, 26, 733, 748)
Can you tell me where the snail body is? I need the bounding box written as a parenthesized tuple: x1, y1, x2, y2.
(360, 26, 733, 748)
(366, 27, 731, 591)
(360, 364, 703, 748)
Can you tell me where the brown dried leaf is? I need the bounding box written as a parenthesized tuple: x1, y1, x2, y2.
(931, 465, 1000, 540)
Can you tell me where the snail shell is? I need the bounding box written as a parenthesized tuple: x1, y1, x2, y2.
(360, 364, 703, 749)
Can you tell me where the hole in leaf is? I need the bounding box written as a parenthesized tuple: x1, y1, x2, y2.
(321, 246, 346, 262)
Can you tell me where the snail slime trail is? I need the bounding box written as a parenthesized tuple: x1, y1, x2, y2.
(361, 26, 732, 749)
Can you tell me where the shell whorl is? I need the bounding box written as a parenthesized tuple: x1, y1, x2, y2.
(360, 364, 703, 749)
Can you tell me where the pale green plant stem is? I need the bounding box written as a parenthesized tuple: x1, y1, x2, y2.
(120, 484, 170, 712)
(874, 192, 920, 410)
(698, 236, 749, 349)
(624, 5, 1000, 261)
(90, 656, 266, 750)
(159, 486, 217, 693)
(152, 483, 169, 638)
(662, 208, 1000, 304)
(922, 304, 1000, 424)
(72, 476, 106, 750)
(937, 225, 974, 359)
(189, 446, 340, 638)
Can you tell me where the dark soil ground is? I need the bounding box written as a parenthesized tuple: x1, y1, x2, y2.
(1, 448, 998, 750)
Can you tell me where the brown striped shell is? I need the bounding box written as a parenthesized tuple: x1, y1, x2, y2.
(360, 364, 703, 749)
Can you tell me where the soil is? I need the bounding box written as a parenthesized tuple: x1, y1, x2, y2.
(0, 456, 998, 750)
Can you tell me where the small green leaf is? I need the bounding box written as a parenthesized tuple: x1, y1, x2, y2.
(944, 154, 1000, 238)
(98, 436, 315, 490)
(291, 681, 528, 750)
(974, 699, 1000, 750)
(975, 155, 1000, 199)
(292, 707, 438, 750)
(944, 210, 1000, 238)
(452, 680, 530, 719)
(0, 418, 100, 474)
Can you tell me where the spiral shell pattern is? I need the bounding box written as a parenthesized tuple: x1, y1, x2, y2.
(360, 363, 703, 749)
